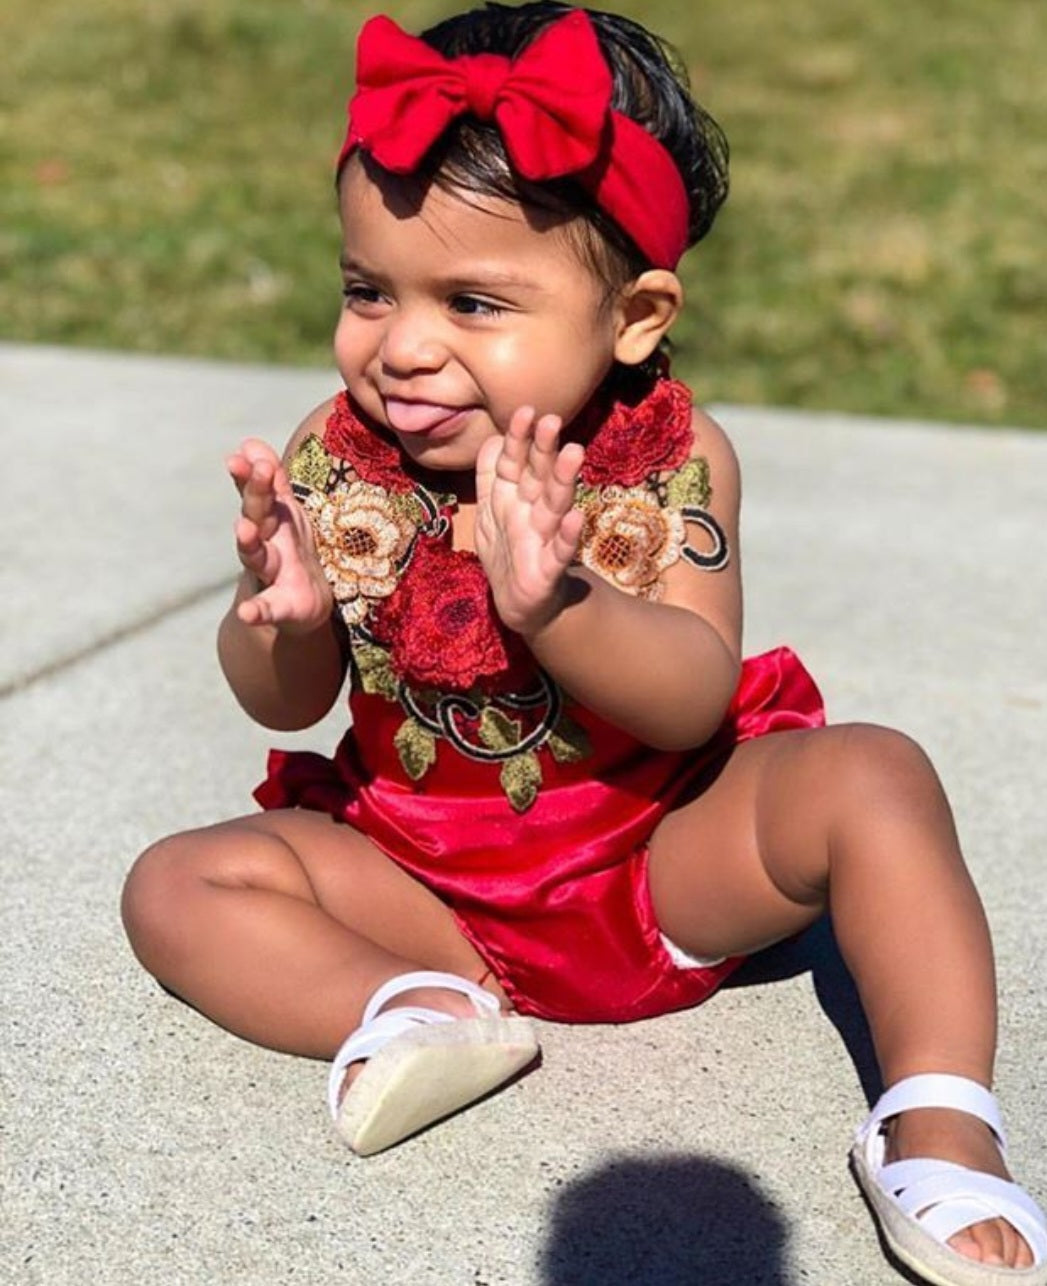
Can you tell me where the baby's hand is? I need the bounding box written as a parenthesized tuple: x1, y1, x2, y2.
(474, 408, 584, 637)
(226, 438, 333, 632)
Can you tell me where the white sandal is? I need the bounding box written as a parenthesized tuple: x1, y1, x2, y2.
(850, 1074, 1047, 1285)
(328, 970, 539, 1156)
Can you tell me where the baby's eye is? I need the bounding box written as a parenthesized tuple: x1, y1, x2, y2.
(341, 282, 386, 309)
(450, 294, 505, 318)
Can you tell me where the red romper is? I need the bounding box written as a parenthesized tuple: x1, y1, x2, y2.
(255, 376, 825, 1023)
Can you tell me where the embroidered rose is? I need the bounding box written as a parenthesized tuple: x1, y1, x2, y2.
(323, 392, 407, 491)
(306, 481, 415, 625)
(580, 376, 694, 487)
(578, 486, 686, 600)
(370, 538, 514, 691)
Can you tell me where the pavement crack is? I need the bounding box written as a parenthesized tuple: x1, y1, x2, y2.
(0, 575, 236, 699)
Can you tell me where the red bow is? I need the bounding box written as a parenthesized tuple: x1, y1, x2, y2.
(338, 11, 692, 268)
(346, 11, 613, 180)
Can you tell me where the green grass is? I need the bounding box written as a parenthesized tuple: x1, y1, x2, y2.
(3, 0, 1045, 425)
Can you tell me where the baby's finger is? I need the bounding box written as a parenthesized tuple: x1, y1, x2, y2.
(238, 437, 282, 467)
(495, 406, 537, 481)
(230, 438, 279, 494)
(241, 458, 278, 531)
(226, 451, 253, 495)
(551, 505, 584, 568)
(526, 414, 563, 487)
(236, 595, 266, 627)
(552, 439, 585, 491)
(237, 583, 301, 629)
(531, 440, 583, 536)
(270, 460, 295, 503)
(236, 593, 285, 629)
(475, 433, 504, 508)
(234, 516, 268, 575)
(511, 410, 559, 506)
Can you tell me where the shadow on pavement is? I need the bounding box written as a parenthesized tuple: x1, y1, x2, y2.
(728, 915, 882, 1106)
(538, 1154, 792, 1286)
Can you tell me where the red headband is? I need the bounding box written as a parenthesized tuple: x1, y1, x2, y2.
(337, 11, 690, 270)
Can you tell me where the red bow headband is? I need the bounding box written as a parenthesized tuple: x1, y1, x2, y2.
(337, 11, 690, 270)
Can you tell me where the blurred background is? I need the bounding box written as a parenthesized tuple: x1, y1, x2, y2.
(2, 0, 1044, 426)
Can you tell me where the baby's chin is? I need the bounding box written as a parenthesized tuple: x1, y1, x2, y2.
(393, 432, 486, 491)
(394, 421, 500, 476)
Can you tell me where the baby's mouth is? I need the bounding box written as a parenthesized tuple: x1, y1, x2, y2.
(384, 399, 469, 435)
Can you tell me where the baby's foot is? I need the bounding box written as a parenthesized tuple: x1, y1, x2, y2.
(328, 970, 536, 1155)
(887, 1106, 1036, 1269)
(336, 982, 500, 1106)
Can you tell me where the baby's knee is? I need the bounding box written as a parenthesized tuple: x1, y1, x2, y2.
(829, 722, 946, 813)
(121, 832, 203, 970)
(837, 720, 933, 771)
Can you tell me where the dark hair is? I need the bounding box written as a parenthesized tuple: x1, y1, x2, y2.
(367, 1, 729, 291)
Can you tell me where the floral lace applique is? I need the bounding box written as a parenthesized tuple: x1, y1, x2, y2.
(574, 379, 729, 593)
(285, 381, 728, 809)
(577, 368, 694, 486)
(303, 483, 418, 625)
(369, 537, 520, 692)
(323, 393, 409, 491)
(349, 627, 592, 812)
(576, 485, 687, 600)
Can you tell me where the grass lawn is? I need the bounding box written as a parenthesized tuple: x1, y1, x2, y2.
(2, 0, 1045, 426)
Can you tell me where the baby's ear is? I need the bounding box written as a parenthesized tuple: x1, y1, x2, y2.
(613, 270, 684, 366)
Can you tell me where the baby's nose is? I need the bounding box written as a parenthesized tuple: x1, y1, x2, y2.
(380, 308, 448, 374)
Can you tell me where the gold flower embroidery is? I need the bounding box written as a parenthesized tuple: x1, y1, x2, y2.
(306, 482, 416, 625)
(578, 486, 686, 600)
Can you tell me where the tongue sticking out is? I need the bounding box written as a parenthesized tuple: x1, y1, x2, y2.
(385, 400, 463, 435)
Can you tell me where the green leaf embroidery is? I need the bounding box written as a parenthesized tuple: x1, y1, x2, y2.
(478, 706, 523, 752)
(354, 642, 399, 700)
(394, 718, 437, 781)
(388, 491, 427, 527)
(287, 434, 334, 492)
(547, 712, 593, 764)
(500, 752, 542, 813)
(666, 457, 712, 510)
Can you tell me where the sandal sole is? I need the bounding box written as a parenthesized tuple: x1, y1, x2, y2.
(850, 1145, 1047, 1286)
(336, 1014, 538, 1156)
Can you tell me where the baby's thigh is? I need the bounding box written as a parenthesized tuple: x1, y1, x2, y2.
(122, 810, 478, 969)
(242, 809, 478, 960)
(647, 727, 849, 960)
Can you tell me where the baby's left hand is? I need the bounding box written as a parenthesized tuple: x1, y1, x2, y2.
(474, 407, 585, 637)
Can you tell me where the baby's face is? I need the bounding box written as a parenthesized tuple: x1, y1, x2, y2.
(334, 157, 624, 475)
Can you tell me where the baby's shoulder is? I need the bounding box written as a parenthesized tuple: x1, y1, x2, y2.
(688, 403, 736, 461)
(687, 404, 740, 498)
(281, 396, 341, 465)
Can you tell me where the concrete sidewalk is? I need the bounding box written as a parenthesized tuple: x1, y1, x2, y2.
(2, 342, 1045, 1285)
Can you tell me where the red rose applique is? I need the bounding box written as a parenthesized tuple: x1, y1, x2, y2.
(580, 376, 694, 487)
(323, 392, 410, 491)
(370, 538, 515, 691)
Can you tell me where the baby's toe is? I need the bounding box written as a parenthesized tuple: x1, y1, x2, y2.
(947, 1217, 1030, 1269)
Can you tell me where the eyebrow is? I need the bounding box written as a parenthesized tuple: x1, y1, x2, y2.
(338, 253, 372, 276)
(338, 254, 542, 295)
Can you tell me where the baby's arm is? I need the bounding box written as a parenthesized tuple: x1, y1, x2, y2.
(217, 404, 348, 731)
(475, 406, 742, 751)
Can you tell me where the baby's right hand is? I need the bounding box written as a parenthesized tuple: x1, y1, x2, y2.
(226, 438, 333, 632)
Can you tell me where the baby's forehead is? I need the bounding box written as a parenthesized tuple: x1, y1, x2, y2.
(341, 152, 557, 228)
(339, 157, 606, 281)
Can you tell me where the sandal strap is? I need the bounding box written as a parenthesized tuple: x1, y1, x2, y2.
(361, 970, 499, 1026)
(885, 1162, 1047, 1259)
(854, 1073, 1047, 1267)
(879, 1157, 968, 1192)
(327, 970, 501, 1120)
(857, 1073, 1007, 1152)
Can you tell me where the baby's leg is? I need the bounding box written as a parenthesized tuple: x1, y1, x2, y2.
(122, 810, 503, 1058)
(648, 722, 1034, 1271)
